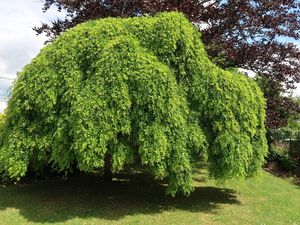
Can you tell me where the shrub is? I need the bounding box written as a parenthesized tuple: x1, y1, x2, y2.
(268, 145, 298, 171)
(0, 12, 267, 196)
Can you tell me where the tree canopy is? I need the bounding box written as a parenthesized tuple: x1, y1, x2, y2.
(34, 0, 300, 129)
(1, 12, 267, 195)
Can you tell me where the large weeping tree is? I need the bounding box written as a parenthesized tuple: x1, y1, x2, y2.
(34, 0, 300, 129)
(0, 13, 267, 195)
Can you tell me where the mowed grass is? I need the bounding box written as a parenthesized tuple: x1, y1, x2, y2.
(0, 168, 299, 225)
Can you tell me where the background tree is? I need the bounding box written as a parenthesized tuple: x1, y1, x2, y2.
(34, 0, 300, 129)
(1, 13, 267, 195)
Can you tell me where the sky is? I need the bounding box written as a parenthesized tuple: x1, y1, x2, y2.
(0, 0, 64, 112)
(0, 0, 300, 112)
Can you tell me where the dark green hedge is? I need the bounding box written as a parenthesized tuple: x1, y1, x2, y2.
(0, 12, 267, 195)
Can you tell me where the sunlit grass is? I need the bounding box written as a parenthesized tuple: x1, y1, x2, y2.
(0, 169, 299, 225)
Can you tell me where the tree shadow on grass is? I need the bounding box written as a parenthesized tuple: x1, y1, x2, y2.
(0, 173, 240, 223)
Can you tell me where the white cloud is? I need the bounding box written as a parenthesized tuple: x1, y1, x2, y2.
(0, 1, 45, 75)
(292, 86, 300, 97)
(0, 101, 7, 113)
(238, 68, 256, 78)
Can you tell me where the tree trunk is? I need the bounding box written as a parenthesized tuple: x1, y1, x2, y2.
(104, 153, 113, 182)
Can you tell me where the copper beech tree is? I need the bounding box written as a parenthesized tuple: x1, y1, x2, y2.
(34, 0, 300, 129)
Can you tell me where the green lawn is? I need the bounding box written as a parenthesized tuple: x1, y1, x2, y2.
(0, 169, 299, 225)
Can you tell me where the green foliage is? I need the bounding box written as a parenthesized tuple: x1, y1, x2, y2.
(0, 113, 4, 126)
(0, 12, 267, 195)
(267, 112, 300, 171)
(268, 145, 298, 171)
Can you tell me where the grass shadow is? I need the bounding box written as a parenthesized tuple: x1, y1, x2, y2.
(0, 172, 240, 223)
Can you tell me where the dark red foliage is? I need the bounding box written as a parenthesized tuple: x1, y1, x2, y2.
(34, 0, 300, 129)
(266, 96, 299, 128)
